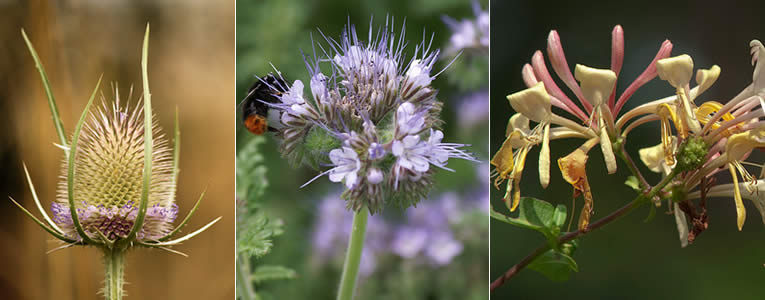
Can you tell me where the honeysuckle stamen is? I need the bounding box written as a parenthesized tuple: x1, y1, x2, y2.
(657, 103, 680, 165)
(696, 101, 733, 131)
(706, 109, 765, 144)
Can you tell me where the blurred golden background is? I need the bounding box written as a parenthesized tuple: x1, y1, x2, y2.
(0, 0, 234, 299)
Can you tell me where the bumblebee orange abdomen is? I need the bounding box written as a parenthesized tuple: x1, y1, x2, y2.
(244, 114, 268, 135)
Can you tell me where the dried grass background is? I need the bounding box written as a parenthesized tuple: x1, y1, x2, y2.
(0, 0, 234, 299)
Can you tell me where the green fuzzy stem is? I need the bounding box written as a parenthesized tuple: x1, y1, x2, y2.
(336, 206, 369, 300)
(103, 248, 126, 300)
(236, 254, 257, 300)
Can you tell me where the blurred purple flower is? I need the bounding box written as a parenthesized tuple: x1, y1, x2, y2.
(442, 0, 489, 54)
(456, 90, 489, 128)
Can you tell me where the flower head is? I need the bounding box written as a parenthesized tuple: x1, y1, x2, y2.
(12, 25, 218, 253)
(51, 96, 178, 242)
(260, 18, 477, 213)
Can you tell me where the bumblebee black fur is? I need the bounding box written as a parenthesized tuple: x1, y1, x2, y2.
(242, 74, 286, 135)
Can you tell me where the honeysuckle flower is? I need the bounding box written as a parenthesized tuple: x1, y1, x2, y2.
(493, 26, 673, 208)
(254, 18, 476, 213)
(656, 54, 703, 135)
(629, 40, 765, 234)
(574, 64, 618, 173)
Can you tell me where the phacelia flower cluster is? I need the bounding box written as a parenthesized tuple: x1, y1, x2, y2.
(493, 24, 765, 244)
(258, 20, 477, 213)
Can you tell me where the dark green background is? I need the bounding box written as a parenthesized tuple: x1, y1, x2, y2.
(491, 0, 765, 299)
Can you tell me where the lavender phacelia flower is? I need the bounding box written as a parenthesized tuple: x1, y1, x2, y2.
(262, 19, 477, 213)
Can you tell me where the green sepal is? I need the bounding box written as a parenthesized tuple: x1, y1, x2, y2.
(302, 126, 340, 169)
(624, 176, 641, 192)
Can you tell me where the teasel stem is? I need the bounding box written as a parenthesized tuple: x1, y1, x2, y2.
(236, 254, 257, 300)
(336, 205, 369, 300)
(103, 247, 126, 300)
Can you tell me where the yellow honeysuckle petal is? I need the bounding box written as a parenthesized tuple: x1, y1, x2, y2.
(599, 126, 617, 174)
(639, 137, 676, 174)
(539, 123, 551, 188)
(725, 125, 765, 161)
(694, 65, 721, 98)
(657, 54, 694, 88)
(507, 82, 551, 123)
(506, 113, 530, 147)
(729, 164, 747, 231)
(491, 134, 518, 183)
(558, 148, 589, 186)
(574, 64, 617, 107)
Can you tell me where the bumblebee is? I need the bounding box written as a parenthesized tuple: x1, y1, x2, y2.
(241, 74, 287, 135)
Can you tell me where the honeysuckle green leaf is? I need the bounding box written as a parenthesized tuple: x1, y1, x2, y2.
(528, 249, 579, 282)
(21, 29, 68, 149)
(491, 197, 567, 247)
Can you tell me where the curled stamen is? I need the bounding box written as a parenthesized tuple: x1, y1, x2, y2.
(658, 104, 679, 165)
